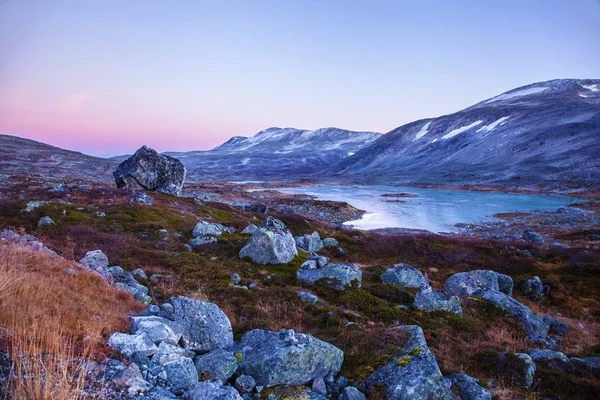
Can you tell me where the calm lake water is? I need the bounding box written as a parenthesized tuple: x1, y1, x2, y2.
(272, 185, 582, 232)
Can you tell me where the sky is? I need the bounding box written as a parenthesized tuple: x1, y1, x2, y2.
(0, 0, 599, 157)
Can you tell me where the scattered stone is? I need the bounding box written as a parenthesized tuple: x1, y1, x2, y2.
(551, 241, 570, 249)
(444, 270, 513, 298)
(522, 230, 544, 244)
(183, 381, 242, 400)
(193, 348, 238, 382)
(298, 290, 319, 304)
(516, 276, 548, 301)
(230, 273, 242, 285)
(261, 385, 326, 400)
(361, 325, 453, 400)
(110, 362, 150, 396)
(413, 288, 462, 316)
(152, 341, 195, 365)
(79, 250, 109, 271)
(189, 236, 218, 247)
(570, 357, 600, 375)
(192, 221, 228, 237)
(37, 216, 55, 226)
(114, 145, 186, 196)
(297, 263, 362, 290)
(96, 211, 107, 217)
(235, 329, 343, 386)
(134, 192, 154, 204)
(241, 223, 258, 235)
(444, 373, 491, 400)
(23, 200, 45, 212)
(0, 229, 20, 241)
(478, 352, 536, 389)
(312, 376, 327, 396)
(339, 386, 366, 400)
(381, 263, 426, 289)
(239, 217, 298, 265)
(322, 237, 339, 248)
(529, 349, 570, 372)
(295, 232, 324, 253)
(132, 268, 148, 280)
(166, 296, 234, 352)
(108, 332, 158, 358)
(161, 357, 198, 394)
(130, 316, 184, 345)
(235, 375, 256, 394)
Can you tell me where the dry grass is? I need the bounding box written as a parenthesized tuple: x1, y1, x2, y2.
(0, 242, 143, 399)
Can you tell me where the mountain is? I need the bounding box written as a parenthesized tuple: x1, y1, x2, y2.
(164, 127, 381, 181)
(0, 134, 117, 183)
(331, 79, 600, 190)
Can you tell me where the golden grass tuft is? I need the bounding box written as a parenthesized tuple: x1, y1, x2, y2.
(0, 242, 143, 399)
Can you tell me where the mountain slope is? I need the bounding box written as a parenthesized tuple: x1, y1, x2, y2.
(165, 127, 381, 181)
(0, 134, 118, 183)
(332, 79, 600, 190)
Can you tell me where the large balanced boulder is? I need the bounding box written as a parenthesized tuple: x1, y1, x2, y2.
(235, 329, 343, 387)
(114, 145, 186, 196)
(239, 217, 297, 264)
(361, 325, 453, 400)
(165, 296, 233, 353)
(381, 263, 426, 289)
(444, 270, 513, 298)
(297, 262, 362, 290)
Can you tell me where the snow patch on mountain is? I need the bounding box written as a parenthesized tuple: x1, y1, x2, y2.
(476, 116, 510, 136)
(485, 87, 548, 104)
(413, 121, 431, 141)
(581, 84, 599, 92)
(442, 121, 483, 140)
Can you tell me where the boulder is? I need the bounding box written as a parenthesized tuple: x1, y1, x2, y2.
(38, 216, 55, 226)
(444, 270, 513, 298)
(230, 273, 242, 285)
(381, 263, 426, 289)
(241, 223, 258, 235)
(570, 357, 600, 375)
(322, 238, 339, 248)
(470, 289, 552, 346)
(116, 282, 152, 305)
(298, 290, 319, 304)
(239, 217, 297, 265)
(110, 363, 150, 396)
(339, 387, 366, 400)
(166, 296, 234, 353)
(193, 348, 238, 382)
(79, 250, 109, 271)
(130, 316, 184, 345)
(107, 332, 158, 358)
(132, 268, 148, 280)
(529, 349, 571, 372)
(541, 315, 570, 336)
(24, 200, 45, 212)
(161, 357, 199, 394)
(413, 288, 462, 316)
(152, 342, 195, 365)
(189, 237, 218, 248)
(522, 230, 544, 244)
(297, 263, 362, 290)
(234, 375, 256, 393)
(516, 276, 547, 300)
(134, 192, 153, 204)
(295, 232, 324, 253)
(361, 325, 453, 400)
(183, 381, 242, 400)
(114, 145, 186, 196)
(235, 329, 343, 387)
(444, 373, 491, 400)
(477, 351, 535, 389)
(192, 221, 228, 238)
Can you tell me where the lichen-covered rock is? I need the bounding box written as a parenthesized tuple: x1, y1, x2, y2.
(108, 332, 158, 358)
(445, 373, 491, 400)
(132, 268, 148, 280)
(241, 223, 258, 235)
(110, 362, 150, 396)
(161, 357, 199, 394)
(183, 381, 242, 400)
(193, 348, 238, 382)
(262, 385, 327, 399)
(165, 296, 233, 353)
(192, 221, 228, 238)
(444, 270, 513, 298)
(295, 232, 324, 253)
(298, 290, 319, 304)
(297, 263, 362, 290)
(38, 216, 55, 226)
(322, 238, 339, 248)
(152, 342, 195, 365)
(470, 289, 552, 346)
(529, 349, 571, 372)
(116, 282, 152, 305)
(114, 145, 186, 196)
(339, 386, 366, 400)
(235, 329, 343, 387)
(570, 357, 600, 375)
(522, 230, 544, 244)
(23, 200, 45, 212)
(361, 325, 453, 400)
(235, 375, 256, 393)
(381, 263, 426, 289)
(413, 289, 462, 316)
(541, 315, 570, 337)
(130, 316, 184, 345)
(189, 236, 218, 248)
(477, 351, 536, 389)
(79, 250, 109, 271)
(516, 276, 547, 300)
(239, 217, 297, 265)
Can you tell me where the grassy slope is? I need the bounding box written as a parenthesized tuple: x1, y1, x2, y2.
(0, 186, 598, 399)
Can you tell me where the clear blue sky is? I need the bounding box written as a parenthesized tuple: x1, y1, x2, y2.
(1, 0, 599, 156)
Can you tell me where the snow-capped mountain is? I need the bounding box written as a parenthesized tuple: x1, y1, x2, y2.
(165, 127, 381, 181)
(331, 79, 600, 190)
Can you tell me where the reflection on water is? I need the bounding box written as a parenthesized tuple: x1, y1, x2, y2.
(273, 185, 581, 232)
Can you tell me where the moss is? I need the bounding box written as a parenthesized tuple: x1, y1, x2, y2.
(409, 347, 421, 356)
(396, 355, 410, 367)
(234, 352, 242, 362)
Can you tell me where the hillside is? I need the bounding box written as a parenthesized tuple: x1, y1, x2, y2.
(332, 79, 600, 191)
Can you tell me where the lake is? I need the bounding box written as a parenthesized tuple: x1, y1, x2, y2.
(271, 185, 582, 232)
